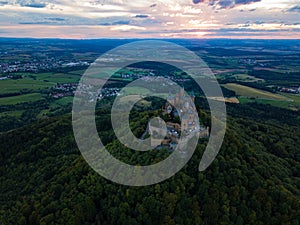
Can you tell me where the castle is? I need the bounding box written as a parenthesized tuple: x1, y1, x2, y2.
(149, 87, 209, 149)
(165, 87, 199, 132)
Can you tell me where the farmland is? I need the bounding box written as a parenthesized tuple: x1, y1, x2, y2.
(0, 71, 82, 94)
(0, 77, 53, 94)
(223, 83, 290, 101)
(0, 93, 43, 105)
(0, 38, 300, 133)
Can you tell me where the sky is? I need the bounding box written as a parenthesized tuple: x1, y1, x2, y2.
(0, 0, 300, 39)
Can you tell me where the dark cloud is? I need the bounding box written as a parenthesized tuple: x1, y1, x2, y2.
(22, 3, 47, 8)
(135, 14, 149, 18)
(253, 20, 264, 24)
(99, 20, 130, 26)
(193, 0, 260, 9)
(19, 21, 53, 24)
(193, 0, 202, 4)
(288, 5, 300, 12)
(218, 0, 235, 8)
(112, 20, 130, 25)
(45, 17, 65, 21)
(235, 0, 260, 5)
(19, 18, 65, 25)
(0, 1, 8, 5)
(226, 21, 268, 26)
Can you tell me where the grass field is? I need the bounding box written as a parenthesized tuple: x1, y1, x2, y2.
(48, 96, 74, 112)
(0, 93, 43, 105)
(233, 74, 264, 83)
(223, 83, 290, 101)
(281, 93, 300, 105)
(0, 71, 81, 95)
(239, 97, 299, 110)
(119, 95, 144, 103)
(0, 78, 54, 94)
(36, 72, 80, 83)
(0, 110, 24, 117)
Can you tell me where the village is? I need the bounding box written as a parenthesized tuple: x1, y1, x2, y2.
(0, 58, 90, 73)
(278, 86, 300, 94)
(49, 83, 120, 99)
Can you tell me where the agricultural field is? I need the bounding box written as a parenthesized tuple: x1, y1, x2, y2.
(0, 71, 82, 94)
(282, 93, 300, 105)
(34, 72, 81, 83)
(222, 83, 300, 110)
(0, 70, 82, 132)
(223, 83, 290, 101)
(119, 95, 151, 107)
(233, 74, 264, 83)
(52, 96, 74, 106)
(238, 96, 300, 111)
(0, 93, 43, 105)
(0, 110, 24, 118)
(0, 77, 53, 94)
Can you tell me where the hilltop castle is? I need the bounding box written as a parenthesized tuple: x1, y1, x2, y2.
(149, 87, 209, 149)
(165, 87, 199, 132)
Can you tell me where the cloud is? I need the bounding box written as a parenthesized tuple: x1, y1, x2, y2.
(110, 25, 146, 31)
(19, 21, 53, 24)
(100, 20, 130, 26)
(288, 5, 300, 12)
(193, 0, 261, 9)
(135, 14, 149, 18)
(45, 17, 65, 21)
(18, 17, 67, 25)
(0, 0, 299, 39)
(22, 3, 47, 8)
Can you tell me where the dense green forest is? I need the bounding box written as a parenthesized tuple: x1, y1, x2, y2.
(1, 99, 300, 225)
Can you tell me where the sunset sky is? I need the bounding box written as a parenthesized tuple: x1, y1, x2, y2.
(0, 0, 299, 39)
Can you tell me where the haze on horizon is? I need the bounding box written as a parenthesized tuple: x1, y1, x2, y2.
(0, 0, 300, 39)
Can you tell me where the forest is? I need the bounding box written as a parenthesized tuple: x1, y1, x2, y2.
(0, 98, 300, 225)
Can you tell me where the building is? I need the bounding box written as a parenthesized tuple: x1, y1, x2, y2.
(149, 87, 209, 150)
(165, 87, 199, 133)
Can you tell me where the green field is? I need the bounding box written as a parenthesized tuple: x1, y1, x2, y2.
(0, 72, 81, 95)
(233, 74, 264, 83)
(0, 78, 54, 94)
(57, 96, 74, 105)
(51, 96, 74, 107)
(35, 72, 81, 83)
(223, 83, 290, 101)
(281, 93, 300, 105)
(239, 97, 298, 110)
(0, 93, 43, 105)
(118, 95, 151, 107)
(0, 110, 24, 117)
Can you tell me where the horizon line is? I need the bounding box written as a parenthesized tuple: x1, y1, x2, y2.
(1, 36, 300, 41)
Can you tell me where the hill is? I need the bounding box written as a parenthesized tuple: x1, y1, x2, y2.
(1, 102, 300, 225)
